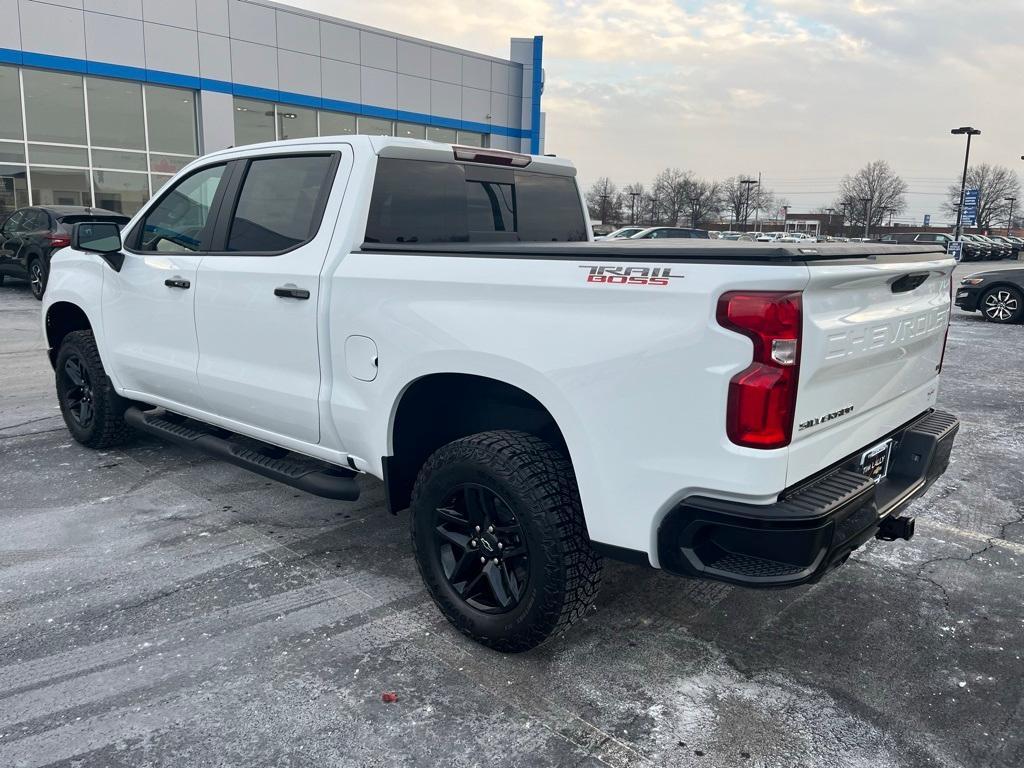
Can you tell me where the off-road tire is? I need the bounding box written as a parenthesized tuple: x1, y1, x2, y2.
(410, 430, 602, 652)
(55, 330, 131, 448)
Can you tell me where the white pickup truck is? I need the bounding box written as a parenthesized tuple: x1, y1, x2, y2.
(42, 137, 959, 651)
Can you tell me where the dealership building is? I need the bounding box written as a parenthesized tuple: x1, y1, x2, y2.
(0, 0, 544, 216)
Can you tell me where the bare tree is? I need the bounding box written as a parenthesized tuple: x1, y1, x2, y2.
(684, 178, 722, 228)
(622, 183, 645, 225)
(721, 177, 753, 229)
(652, 168, 690, 226)
(584, 177, 623, 226)
(834, 160, 908, 229)
(941, 163, 1022, 230)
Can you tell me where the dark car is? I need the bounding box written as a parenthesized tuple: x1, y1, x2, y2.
(877, 231, 985, 261)
(955, 268, 1024, 323)
(628, 226, 711, 239)
(0, 206, 130, 299)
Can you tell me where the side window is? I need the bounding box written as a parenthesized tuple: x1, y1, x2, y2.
(3, 210, 25, 234)
(24, 210, 48, 231)
(137, 165, 226, 252)
(915, 234, 937, 243)
(226, 155, 336, 253)
(365, 159, 466, 244)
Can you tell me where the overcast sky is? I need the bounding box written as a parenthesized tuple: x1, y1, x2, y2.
(280, 1, 1024, 225)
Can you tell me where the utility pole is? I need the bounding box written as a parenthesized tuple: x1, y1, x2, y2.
(599, 193, 609, 226)
(860, 197, 871, 239)
(754, 171, 762, 232)
(782, 205, 790, 231)
(951, 126, 981, 240)
(1006, 197, 1016, 235)
(629, 191, 640, 225)
(740, 178, 758, 232)
(825, 207, 834, 237)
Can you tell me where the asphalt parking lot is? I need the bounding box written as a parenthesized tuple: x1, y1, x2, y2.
(1, 261, 1022, 768)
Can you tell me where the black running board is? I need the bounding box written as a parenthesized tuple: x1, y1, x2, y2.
(124, 407, 360, 501)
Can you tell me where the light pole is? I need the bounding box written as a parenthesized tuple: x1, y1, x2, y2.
(951, 126, 981, 240)
(740, 178, 758, 232)
(825, 207, 834, 237)
(629, 191, 640, 225)
(599, 193, 609, 226)
(782, 204, 790, 231)
(860, 197, 871, 239)
(1006, 196, 1016, 235)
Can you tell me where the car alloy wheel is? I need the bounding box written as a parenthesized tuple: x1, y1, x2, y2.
(431, 482, 529, 614)
(983, 289, 1020, 321)
(29, 260, 45, 299)
(61, 354, 96, 428)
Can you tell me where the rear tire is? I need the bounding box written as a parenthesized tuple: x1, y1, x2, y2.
(410, 430, 602, 652)
(55, 330, 131, 448)
(28, 256, 46, 300)
(980, 286, 1024, 324)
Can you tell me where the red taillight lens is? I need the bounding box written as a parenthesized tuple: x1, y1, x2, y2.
(716, 291, 802, 449)
(47, 233, 71, 248)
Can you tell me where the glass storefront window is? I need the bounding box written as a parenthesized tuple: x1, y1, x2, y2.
(92, 148, 148, 172)
(396, 122, 426, 140)
(23, 70, 87, 145)
(234, 98, 275, 146)
(28, 144, 89, 167)
(0, 164, 29, 216)
(88, 77, 145, 150)
(93, 170, 149, 215)
(151, 174, 174, 194)
(0, 143, 25, 165)
(319, 111, 355, 136)
(31, 168, 91, 207)
(457, 131, 484, 147)
(426, 126, 457, 144)
(0, 66, 23, 140)
(277, 105, 317, 140)
(146, 84, 198, 155)
(358, 116, 393, 136)
(150, 154, 194, 175)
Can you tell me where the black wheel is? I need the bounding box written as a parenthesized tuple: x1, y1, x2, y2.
(28, 256, 46, 300)
(980, 286, 1024, 324)
(410, 430, 602, 652)
(55, 330, 131, 448)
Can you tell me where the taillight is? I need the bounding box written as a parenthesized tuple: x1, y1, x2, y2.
(716, 291, 803, 449)
(47, 233, 71, 248)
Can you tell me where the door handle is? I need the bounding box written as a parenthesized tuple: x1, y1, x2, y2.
(274, 286, 310, 300)
(164, 278, 191, 289)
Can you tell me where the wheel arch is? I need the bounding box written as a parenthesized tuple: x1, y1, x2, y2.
(384, 373, 573, 515)
(45, 301, 95, 367)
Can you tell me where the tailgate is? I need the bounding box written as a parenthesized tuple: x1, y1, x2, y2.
(788, 251, 954, 485)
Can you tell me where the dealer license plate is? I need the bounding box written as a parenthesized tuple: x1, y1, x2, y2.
(858, 439, 893, 483)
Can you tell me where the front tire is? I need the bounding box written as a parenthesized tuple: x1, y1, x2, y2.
(55, 330, 131, 448)
(980, 286, 1024, 323)
(410, 430, 602, 652)
(28, 256, 46, 300)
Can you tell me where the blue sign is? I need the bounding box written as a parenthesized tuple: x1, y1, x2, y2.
(963, 188, 979, 226)
(923, 214, 931, 226)
(947, 241, 962, 262)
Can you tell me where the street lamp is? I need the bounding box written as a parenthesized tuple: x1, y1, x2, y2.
(740, 178, 758, 232)
(951, 126, 981, 240)
(859, 197, 871, 239)
(825, 207, 834, 236)
(629, 191, 640, 225)
(1006, 196, 1017, 236)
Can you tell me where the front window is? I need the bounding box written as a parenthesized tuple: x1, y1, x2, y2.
(136, 164, 226, 252)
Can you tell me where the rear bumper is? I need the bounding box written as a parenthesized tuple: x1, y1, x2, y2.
(657, 409, 959, 587)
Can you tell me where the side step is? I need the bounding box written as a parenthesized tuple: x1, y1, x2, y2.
(124, 407, 360, 501)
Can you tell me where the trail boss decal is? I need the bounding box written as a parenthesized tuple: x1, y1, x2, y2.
(798, 405, 855, 432)
(580, 265, 683, 286)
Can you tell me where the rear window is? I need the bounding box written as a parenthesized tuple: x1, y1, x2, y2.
(364, 158, 587, 244)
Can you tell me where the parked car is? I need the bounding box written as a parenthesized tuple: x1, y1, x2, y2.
(989, 235, 1021, 258)
(596, 226, 644, 241)
(755, 232, 786, 242)
(43, 136, 958, 651)
(628, 226, 710, 239)
(961, 234, 995, 261)
(0, 206, 130, 299)
(880, 232, 984, 261)
(956, 268, 1024, 323)
(975, 235, 1011, 260)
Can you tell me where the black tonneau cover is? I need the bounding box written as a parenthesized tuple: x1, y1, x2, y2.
(360, 240, 948, 264)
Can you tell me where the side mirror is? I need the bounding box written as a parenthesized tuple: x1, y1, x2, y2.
(72, 221, 124, 271)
